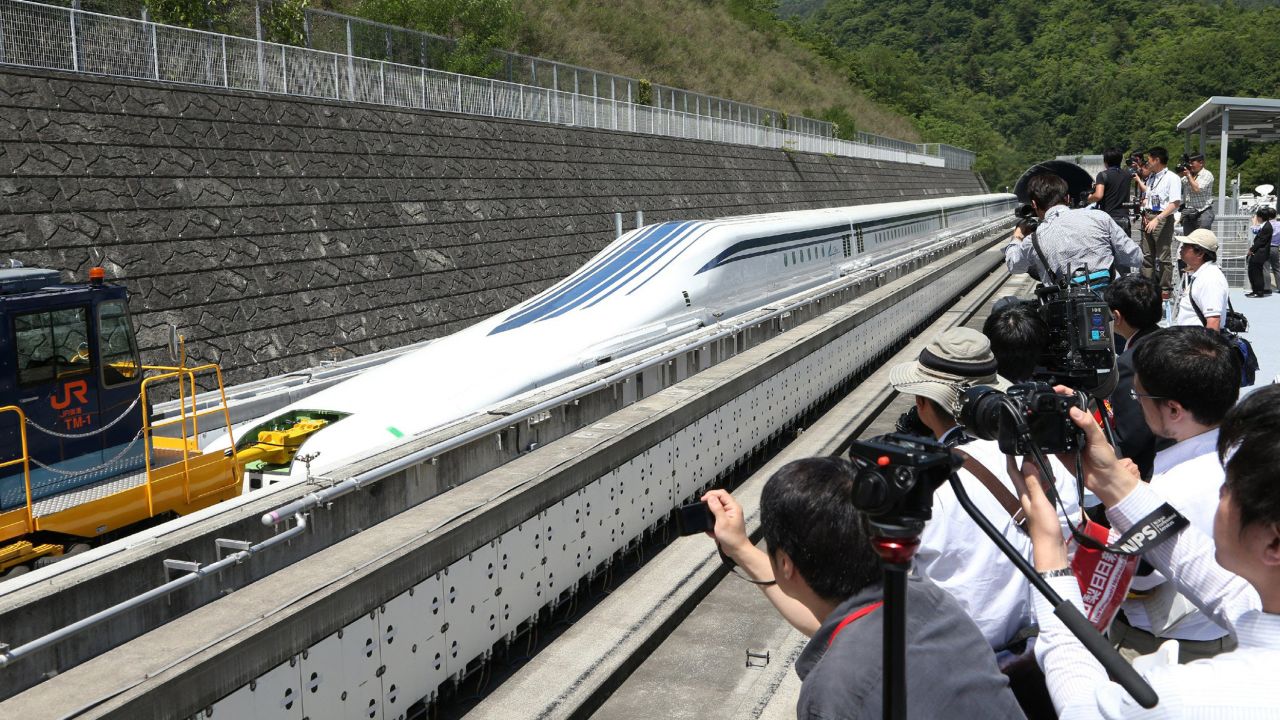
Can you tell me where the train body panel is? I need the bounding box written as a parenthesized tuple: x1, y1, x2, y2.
(229, 194, 1014, 483)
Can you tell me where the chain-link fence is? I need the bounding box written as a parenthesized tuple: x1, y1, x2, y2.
(0, 0, 948, 166)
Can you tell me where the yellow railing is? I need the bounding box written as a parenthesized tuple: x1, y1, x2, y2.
(0, 405, 33, 534)
(138, 359, 238, 514)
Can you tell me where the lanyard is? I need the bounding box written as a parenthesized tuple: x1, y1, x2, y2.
(826, 601, 884, 647)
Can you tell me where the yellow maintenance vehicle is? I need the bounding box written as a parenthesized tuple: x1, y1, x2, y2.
(0, 266, 327, 578)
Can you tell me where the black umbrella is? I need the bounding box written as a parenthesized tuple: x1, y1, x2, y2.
(1013, 160, 1095, 205)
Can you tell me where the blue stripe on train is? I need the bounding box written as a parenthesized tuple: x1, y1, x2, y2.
(490, 221, 698, 334)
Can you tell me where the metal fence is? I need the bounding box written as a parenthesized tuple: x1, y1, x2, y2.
(0, 0, 950, 167)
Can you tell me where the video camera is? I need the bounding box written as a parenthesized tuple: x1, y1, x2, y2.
(958, 381, 1087, 456)
(1032, 277, 1116, 396)
(846, 433, 960, 532)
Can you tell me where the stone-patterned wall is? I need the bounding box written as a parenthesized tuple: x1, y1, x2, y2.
(0, 67, 987, 387)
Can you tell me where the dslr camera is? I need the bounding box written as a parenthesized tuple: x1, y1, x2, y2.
(846, 433, 960, 531)
(1175, 153, 1193, 175)
(958, 382, 1087, 456)
(1127, 152, 1147, 177)
(1014, 202, 1039, 235)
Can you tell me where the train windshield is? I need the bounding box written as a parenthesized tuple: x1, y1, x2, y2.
(98, 300, 140, 386)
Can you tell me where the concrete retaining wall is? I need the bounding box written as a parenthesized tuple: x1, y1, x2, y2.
(0, 67, 986, 387)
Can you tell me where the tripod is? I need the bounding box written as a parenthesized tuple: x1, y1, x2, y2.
(868, 524, 922, 720)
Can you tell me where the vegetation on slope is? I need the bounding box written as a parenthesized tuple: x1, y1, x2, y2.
(782, 0, 1280, 188)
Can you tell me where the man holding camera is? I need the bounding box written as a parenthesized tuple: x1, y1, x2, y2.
(1006, 383, 1280, 718)
(1005, 174, 1142, 285)
(1135, 147, 1181, 291)
(1109, 326, 1238, 662)
(889, 328, 1080, 650)
(1088, 147, 1136, 236)
(703, 458, 1025, 720)
(1179, 153, 1216, 233)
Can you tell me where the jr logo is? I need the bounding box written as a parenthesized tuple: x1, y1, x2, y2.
(51, 379, 89, 410)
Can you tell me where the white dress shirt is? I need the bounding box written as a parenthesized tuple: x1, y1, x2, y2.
(917, 436, 1081, 648)
(1035, 483, 1279, 719)
(1175, 263, 1229, 327)
(1122, 429, 1229, 641)
(1145, 168, 1183, 211)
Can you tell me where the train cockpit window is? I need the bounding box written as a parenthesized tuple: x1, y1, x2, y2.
(98, 300, 140, 387)
(14, 306, 92, 386)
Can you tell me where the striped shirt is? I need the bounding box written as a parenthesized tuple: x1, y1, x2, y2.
(1004, 205, 1144, 282)
(1034, 483, 1280, 719)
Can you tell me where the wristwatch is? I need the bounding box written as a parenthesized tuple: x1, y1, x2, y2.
(1039, 567, 1073, 579)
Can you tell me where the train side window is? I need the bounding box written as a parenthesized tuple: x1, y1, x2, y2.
(98, 300, 141, 387)
(14, 307, 92, 386)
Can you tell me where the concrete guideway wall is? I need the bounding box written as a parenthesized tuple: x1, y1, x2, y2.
(0, 67, 987, 388)
(0, 227, 1008, 719)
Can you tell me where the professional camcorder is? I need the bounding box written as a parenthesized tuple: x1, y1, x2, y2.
(958, 381, 1087, 456)
(846, 434, 960, 530)
(1033, 278, 1116, 395)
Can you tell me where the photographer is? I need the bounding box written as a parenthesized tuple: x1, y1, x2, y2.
(1006, 384, 1280, 719)
(1103, 275, 1164, 480)
(890, 328, 1080, 650)
(702, 459, 1026, 719)
(1088, 147, 1136, 235)
(1005, 174, 1143, 285)
(1110, 326, 1239, 662)
(1179, 153, 1216, 233)
(1172, 229, 1229, 330)
(1136, 147, 1181, 291)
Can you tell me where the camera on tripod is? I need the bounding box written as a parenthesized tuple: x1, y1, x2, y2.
(846, 433, 960, 530)
(958, 381, 1087, 456)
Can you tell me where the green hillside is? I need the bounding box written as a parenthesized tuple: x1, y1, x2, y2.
(782, 0, 1280, 187)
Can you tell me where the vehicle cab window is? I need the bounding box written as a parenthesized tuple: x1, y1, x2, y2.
(14, 306, 92, 386)
(97, 300, 140, 387)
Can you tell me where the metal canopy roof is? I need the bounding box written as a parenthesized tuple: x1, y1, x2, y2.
(1178, 96, 1280, 140)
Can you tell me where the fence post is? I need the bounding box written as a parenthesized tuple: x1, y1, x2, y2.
(149, 15, 160, 79)
(380, 62, 386, 104)
(281, 45, 287, 94)
(489, 78, 495, 116)
(222, 36, 229, 87)
(253, 3, 266, 90)
(546, 87, 551, 123)
(68, 5, 80, 73)
(456, 74, 462, 113)
(519, 84, 523, 119)
(334, 54, 340, 99)
(422, 67, 427, 109)
(345, 19, 355, 100)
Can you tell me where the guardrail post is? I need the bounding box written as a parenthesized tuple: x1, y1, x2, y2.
(546, 87, 551, 123)
(281, 45, 287, 94)
(455, 73, 461, 113)
(488, 77, 495, 116)
(334, 55, 341, 99)
(221, 35, 229, 87)
(380, 62, 386, 104)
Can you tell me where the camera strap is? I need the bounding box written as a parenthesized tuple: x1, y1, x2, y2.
(945, 430, 1026, 530)
(1029, 229, 1060, 285)
(1069, 503, 1190, 556)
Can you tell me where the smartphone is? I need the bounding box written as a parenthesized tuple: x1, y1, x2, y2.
(675, 500, 716, 536)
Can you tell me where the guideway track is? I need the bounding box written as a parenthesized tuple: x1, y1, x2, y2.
(0, 224, 1012, 720)
(473, 267, 1034, 720)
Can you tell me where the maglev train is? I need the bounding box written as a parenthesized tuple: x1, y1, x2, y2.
(220, 193, 1013, 483)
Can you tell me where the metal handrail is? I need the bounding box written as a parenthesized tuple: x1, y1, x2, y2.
(0, 512, 308, 669)
(138, 361, 239, 509)
(0, 405, 34, 533)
